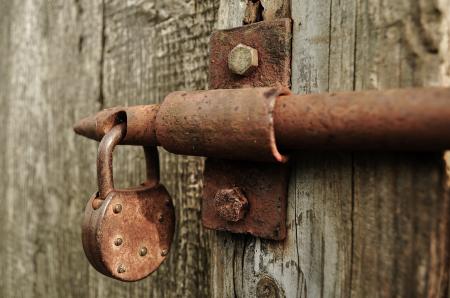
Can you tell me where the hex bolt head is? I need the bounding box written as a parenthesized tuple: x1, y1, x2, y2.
(228, 43, 258, 76)
(214, 187, 249, 222)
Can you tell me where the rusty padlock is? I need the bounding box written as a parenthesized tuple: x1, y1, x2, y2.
(82, 121, 175, 282)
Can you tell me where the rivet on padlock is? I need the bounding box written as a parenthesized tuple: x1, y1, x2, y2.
(82, 119, 175, 282)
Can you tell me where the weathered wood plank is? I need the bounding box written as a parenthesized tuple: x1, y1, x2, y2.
(94, 1, 219, 297)
(351, 0, 450, 296)
(0, 0, 103, 297)
(212, 0, 450, 297)
(291, 0, 356, 296)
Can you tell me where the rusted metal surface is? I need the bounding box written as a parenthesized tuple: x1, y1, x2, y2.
(228, 44, 259, 76)
(203, 158, 289, 240)
(82, 124, 175, 281)
(209, 18, 292, 89)
(214, 187, 249, 222)
(74, 86, 450, 243)
(155, 87, 289, 162)
(75, 87, 450, 156)
(73, 104, 159, 146)
(92, 122, 126, 209)
(274, 87, 450, 151)
(73, 15, 450, 252)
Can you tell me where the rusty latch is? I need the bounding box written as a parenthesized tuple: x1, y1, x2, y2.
(75, 87, 450, 154)
(74, 18, 450, 282)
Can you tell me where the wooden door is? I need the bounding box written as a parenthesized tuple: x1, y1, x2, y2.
(0, 0, 448, 297)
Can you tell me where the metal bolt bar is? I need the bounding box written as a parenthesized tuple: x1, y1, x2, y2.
(274, 87, 450, 151)
(74, 87, 450, 161)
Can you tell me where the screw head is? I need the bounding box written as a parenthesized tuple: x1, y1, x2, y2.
(158, 214, 164, 223)
(228, 43, 258, 76)
(117, 264, 126, 274)
(161, 249, 169, 256)
(139, 247, 148, 256)
(113, 204, 122, 214)
(214, 187, 249, 222)
(114, 238, 123, 246)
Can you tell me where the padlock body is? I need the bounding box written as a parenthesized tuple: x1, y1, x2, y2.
(82, 184, 175, 282)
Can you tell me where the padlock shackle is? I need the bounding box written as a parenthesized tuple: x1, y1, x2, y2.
(97, 122, 161, 201)
(97, 122, 127, 199)
(144, 146, 160, 188)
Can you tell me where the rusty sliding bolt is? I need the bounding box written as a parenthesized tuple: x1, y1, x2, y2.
(74, 87, 450, 162)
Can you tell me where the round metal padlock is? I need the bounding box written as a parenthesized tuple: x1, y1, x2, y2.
(82, 122, 175, 282)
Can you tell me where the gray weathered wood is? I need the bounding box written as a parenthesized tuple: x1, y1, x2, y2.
(351, 0, 450, 295)
(0, 0, 103, 297)
(1, 0, 449, 297)
(0, 0, 220, 297)
(211, 0, 450, 297)
(89, 1, 219, 297)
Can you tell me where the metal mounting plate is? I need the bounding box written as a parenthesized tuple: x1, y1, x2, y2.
(209, 18, 292, 89)
(202, 159, 289, 240)
(203, 19, 292, 240)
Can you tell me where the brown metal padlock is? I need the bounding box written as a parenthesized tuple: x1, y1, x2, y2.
(82, 122, 175, 282)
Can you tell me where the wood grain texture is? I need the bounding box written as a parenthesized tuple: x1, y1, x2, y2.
(351, 0, 450, 296)
(0, 0, 103, 297)
(1, 0, 448, 297)
(0, 0, 219, 297)
(91, 1, 219, 297)
(212, 0, 450, 297)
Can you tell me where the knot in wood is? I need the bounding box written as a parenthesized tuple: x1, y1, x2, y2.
(256, 275, 281, 298)
(214, 187, 248, 222)
(228, 44, 258, 76)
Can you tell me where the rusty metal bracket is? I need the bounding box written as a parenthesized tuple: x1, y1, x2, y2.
(73, 18, 450, 280)
(203, 19, 293, 240)
(209, 18, 292, 89)
(202, 159, 289, 240)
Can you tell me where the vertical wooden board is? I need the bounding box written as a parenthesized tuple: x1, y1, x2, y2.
(351, 0, 450, 296)
(291, 0, 356, 296)
(352, 153, 449, 297)
(216, 0, 247, 30)
(213, 0, 450, 297)
(0, 0, 103, 297)
(96, 1, 219, 297)
(211, 0, 354, 296)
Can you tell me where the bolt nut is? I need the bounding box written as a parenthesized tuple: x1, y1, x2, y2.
(228, 44, 258, 76)
(214, 187, 249, 222)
